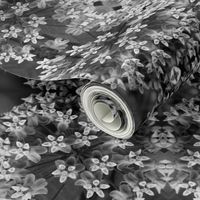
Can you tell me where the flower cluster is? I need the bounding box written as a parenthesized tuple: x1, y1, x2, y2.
(0, 68, 199, 200)
(0, 78, 159, 199)
(0, 0, 199, 103)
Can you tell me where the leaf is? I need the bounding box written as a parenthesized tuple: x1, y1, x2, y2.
(55, 160, 65, 167)
(33, 188, 48, 195)
(110, 190, 126, 200)
(80, 171, 94, 180)
(187, 149, 194, 155)
(60, 145, 71, 153)
(117, 162, 129, 171)
(27, 151, 41, 163)
(24, 174, 35, 186)
(170, 66, 181, 85)
(75, 179, 86, 186)
(123, 173, 138, 185)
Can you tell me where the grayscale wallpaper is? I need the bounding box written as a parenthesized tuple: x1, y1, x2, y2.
(0, 1, 200, 200)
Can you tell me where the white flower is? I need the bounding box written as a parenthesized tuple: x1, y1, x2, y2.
(0, 138, 11, 157)
(36, 58, 51, 69)
(0, 46, 16, 62)
(0, 10, 11, 21)
(11, 2, 29, 16)
(10, 174, 47, 199)
(9, 142, 30, 160)
(9, 142, 42, 163)
(14, 45, 35, 64)
(36, 0, 54, 8)
(95, 32, 114, 43)
(125, 23, 147, 34)
(117, 150, 150, 169)
(0, 10, 5, 21)
(115, 139, 134, 149)
(56, 109, 78, 126)
(2, 115, 26, 132)
(0, 160, 15, 181)
(24, 29, 44, 44)
(77, 179, 110, 199)
(169, 7, 186, 19)
(125, 40, 149, 54)
(36, 56, 64, 77)
(78, 121, 100, 133)
(86, 180, 110, 198)
(74, 130, 98, 147)
(52, 164, 77, 183)
(11, 185, 30, 199)
(91, 50, 112, 64)
(66, 45, 86, 56)
(81, 46, 100, 59)
(42, 135, 71, 153)
(194, 186, 200, 200)
(180, 150, 200, 167)
(128, 150, 150, 167)
(1, 26, 22, 38)
(193, 133, 200, 143)
(148, 31, 172, 46)
(116, 35, 136, 47)
(90, 155, 117, 175)
(182, 182, 197, 196)
(45, 38, 69, 50)
(37, 102, 56, 116)
(28, 14, 47, 27)
(101, 138, 134, 151)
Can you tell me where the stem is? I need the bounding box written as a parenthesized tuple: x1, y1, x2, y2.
(39, 123, 56, 136)
(26, 155, 66, 169)
(86, 31, 96, 39)
(51, 182, 66, 200)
